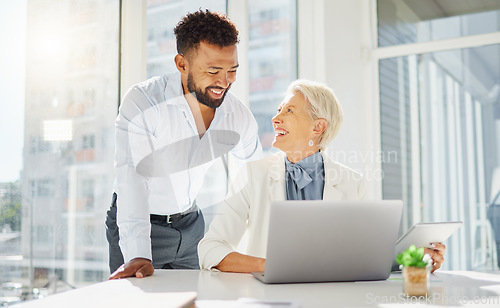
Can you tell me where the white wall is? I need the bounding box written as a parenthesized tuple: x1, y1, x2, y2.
(298, 0, 380, 199)
(120, 0, 147, 98)
(227, 0, 249, 106)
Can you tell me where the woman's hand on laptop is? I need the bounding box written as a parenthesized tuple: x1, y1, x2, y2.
(424, 243, 446, 273)
(109, 257, 154, 279)
(215, 252, 266, 273)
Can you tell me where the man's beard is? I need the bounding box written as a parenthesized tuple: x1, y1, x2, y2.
(187, 72, 231, 109)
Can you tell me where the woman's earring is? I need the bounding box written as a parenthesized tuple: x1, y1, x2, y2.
(308, 139, 313, 146)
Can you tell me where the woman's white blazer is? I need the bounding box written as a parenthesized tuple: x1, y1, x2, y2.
(198, 151, 366, 269)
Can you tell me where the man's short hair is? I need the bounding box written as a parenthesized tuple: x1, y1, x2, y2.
(174, 9, 239, 57)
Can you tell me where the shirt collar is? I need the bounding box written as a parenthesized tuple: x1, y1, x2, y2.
(285, 150, 323, 174)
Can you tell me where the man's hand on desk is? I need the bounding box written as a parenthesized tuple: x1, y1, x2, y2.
(109, 257, 154, 279)
(424, 242, 446, 273)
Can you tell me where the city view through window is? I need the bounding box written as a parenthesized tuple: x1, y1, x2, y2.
(0, 0, 298, 304)
(0, 0, 120, 303)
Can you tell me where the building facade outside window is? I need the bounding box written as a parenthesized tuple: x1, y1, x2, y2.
(146, 0, 226, 78)
(247, 0, 297, 151)
(0, 0, 120, 301)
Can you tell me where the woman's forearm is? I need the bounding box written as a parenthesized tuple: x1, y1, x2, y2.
(215, 252, 265, 273)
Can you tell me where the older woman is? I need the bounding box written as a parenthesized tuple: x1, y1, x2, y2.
(198, 79, 445, 273)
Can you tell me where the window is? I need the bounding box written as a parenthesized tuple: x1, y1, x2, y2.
(81, 179, 95, 211)
(36, 179, 54, 198)
(0, 0, 120, 299)
(82, 135, 95, 150)
(248, 0, 297, 151)
(146, 0, 226, 78)
(377, 0, 500, 270)
(33, 226, 53, 244)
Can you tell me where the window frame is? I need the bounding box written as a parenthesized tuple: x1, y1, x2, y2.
(371, 0, 500, 227)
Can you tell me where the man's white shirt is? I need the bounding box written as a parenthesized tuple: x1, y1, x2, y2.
(114, 71, 262, 263)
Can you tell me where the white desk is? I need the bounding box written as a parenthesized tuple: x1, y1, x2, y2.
(17, 270, 500, 307)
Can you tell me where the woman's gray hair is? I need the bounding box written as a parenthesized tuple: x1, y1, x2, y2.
(286, 79, 343, 150)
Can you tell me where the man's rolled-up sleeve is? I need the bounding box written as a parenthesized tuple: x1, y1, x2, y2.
(115, 87, 157, 263)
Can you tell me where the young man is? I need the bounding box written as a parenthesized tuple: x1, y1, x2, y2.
(106, 10, 262, 279)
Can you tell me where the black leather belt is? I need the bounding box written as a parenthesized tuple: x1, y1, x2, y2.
(150, 204, 197, 224)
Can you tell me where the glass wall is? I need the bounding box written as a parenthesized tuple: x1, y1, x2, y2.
(146, 0, 226, 78)
(378, 0, 500, 47)
(0, 2, 25, 303)
(0, 0, 120, 302)
(248, 0, 297, 151)
(378, 0, 500, 270)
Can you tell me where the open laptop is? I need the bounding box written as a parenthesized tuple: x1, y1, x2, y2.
(251, 200, 403, 284)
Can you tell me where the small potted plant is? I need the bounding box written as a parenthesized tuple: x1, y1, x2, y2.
(395, 245, 432, 296)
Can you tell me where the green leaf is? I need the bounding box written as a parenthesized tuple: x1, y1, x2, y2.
(395, 244, 428, 268)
